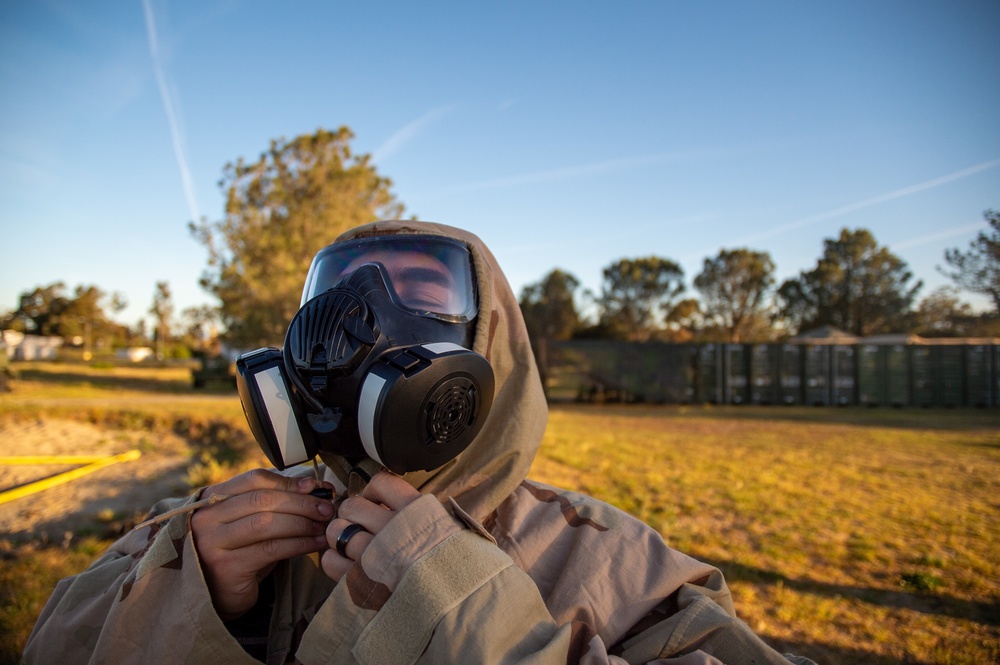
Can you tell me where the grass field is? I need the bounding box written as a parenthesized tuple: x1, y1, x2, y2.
(1, 362, 998, 663)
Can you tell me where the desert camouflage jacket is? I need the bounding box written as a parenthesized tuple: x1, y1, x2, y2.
(24, 221, 814, 665)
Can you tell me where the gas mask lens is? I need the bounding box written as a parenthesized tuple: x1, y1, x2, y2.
(303, 235, 477, 323)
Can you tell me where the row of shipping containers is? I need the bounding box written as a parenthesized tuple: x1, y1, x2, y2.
(698, 342, 999, 407)
(550, 340, 1000, 407)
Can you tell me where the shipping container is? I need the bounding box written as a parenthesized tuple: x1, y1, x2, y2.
(831, 345, 856, 406)
(724, 344, 750, 404)
(858, 344, 884, 406)
(966, 345, 992, 407)
(779, 344, 803, 404)
(804, 345, 831, 405)
(886, 345, 909, 406)
(750, 344, 780, 404)
(697, 344, 723, 404)
(544, 338, 997, 407)
(938, 345, 964, 407)
(911, 346, 935, 407)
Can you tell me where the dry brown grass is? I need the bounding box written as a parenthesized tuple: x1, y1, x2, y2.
(531, 404, 1000, 663)
(2, 364, 998, 663)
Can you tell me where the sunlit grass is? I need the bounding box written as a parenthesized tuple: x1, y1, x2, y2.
(0, 537, 116, 665)
(530, 404, 1000, 663)
(2, 364, 998, 663)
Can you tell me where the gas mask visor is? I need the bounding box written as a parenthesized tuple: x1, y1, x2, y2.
(237, 233, 494, 476)
(302, 234, 478, 324)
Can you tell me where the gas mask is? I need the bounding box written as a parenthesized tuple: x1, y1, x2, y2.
(235, 235, 495, 475)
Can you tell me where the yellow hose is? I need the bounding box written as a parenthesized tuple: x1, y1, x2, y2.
(0, 450, 142, 505)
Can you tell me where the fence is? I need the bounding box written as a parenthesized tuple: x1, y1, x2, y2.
(548, 338, 1000, 408)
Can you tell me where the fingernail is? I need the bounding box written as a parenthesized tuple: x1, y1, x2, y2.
(317, 501, 333, 517)
(298, 478, 315, 490)
(315, 535, 328, 546)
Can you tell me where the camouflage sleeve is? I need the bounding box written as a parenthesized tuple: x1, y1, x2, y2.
(290, 493, 812, 665)
(615, 581, 819, 664)
(23, 493, 261, 664)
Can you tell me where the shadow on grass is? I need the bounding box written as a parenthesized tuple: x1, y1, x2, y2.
(707, 558, 1000, 627)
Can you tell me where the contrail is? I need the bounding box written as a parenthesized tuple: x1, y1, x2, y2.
(142, 0, 200, 222)
(372, 105, 456, 164)
(735, 159, 1000, 246)
(448, 148, 722, 194)
(891, 221, 988, 251)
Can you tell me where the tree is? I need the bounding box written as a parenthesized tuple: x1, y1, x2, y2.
(597, 257, 685, 341)
(519, 269, 582, 393)
(777, 228, 922, 337)
(149, 281, 174, 360)
(913, 286, 976, 337)
(694, 248, 775, 342)
(519, 269, 581, 342)
(7, 282, 129, 352)
(9, 282, 71, 335)
(191, 127, 405, 349)
(180, 305, 222, 354)
(660, 297, 703, 342)
(941, 209, 1000, 313)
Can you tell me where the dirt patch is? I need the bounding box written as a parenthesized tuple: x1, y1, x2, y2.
(0, 419, 193, 542)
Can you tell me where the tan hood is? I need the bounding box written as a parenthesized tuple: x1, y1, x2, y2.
(323, 220, 548, 520)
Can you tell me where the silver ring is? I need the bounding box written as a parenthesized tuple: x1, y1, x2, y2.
(336, 523, 367, 558)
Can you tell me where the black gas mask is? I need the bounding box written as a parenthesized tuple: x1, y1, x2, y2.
(235, 235, 495, 475)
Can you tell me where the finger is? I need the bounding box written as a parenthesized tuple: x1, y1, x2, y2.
(321, 548, 354, 582)
(319, 526, 375, 583)
(204, 468, 330, 500)
(325, 518, 375, 560)
(229, 532, 330, 572)
(337, 496, 393, 535)
(360, 471, 420, 511)
(215, 511, 329, 551)
(203, 486, 335, 526)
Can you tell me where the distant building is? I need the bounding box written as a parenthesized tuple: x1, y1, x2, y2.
(1, 330, 63, 360)
(116, 347, 155, 362)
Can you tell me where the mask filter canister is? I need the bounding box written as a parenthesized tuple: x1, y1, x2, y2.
(357, 342, 494, 472)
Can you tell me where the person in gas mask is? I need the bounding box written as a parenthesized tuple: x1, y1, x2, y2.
(24, 221, 814, 665)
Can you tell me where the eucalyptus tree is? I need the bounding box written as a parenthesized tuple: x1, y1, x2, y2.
(191, 127, 404, 348)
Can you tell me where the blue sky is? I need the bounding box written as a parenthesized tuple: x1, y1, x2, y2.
(2, 1, 999, 330)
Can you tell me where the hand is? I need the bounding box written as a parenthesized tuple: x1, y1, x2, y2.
(321, 471, 421, 582)
(190, 468, 335, 620)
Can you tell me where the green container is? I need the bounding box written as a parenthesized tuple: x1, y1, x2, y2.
(831, 345, 856, 406)
(804, 345, 831, 406)
(885, 345, 909, 406)
(937, 346, 964, 407)
(724, 344, 750, 404)
(779, 344, 802, 405)
(750, 344, 779, 405)
(858, 344, 884, 406)
(697, 344, 722, 404)
(966, 345, 991, 407)
(911, 346, 935, 407)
